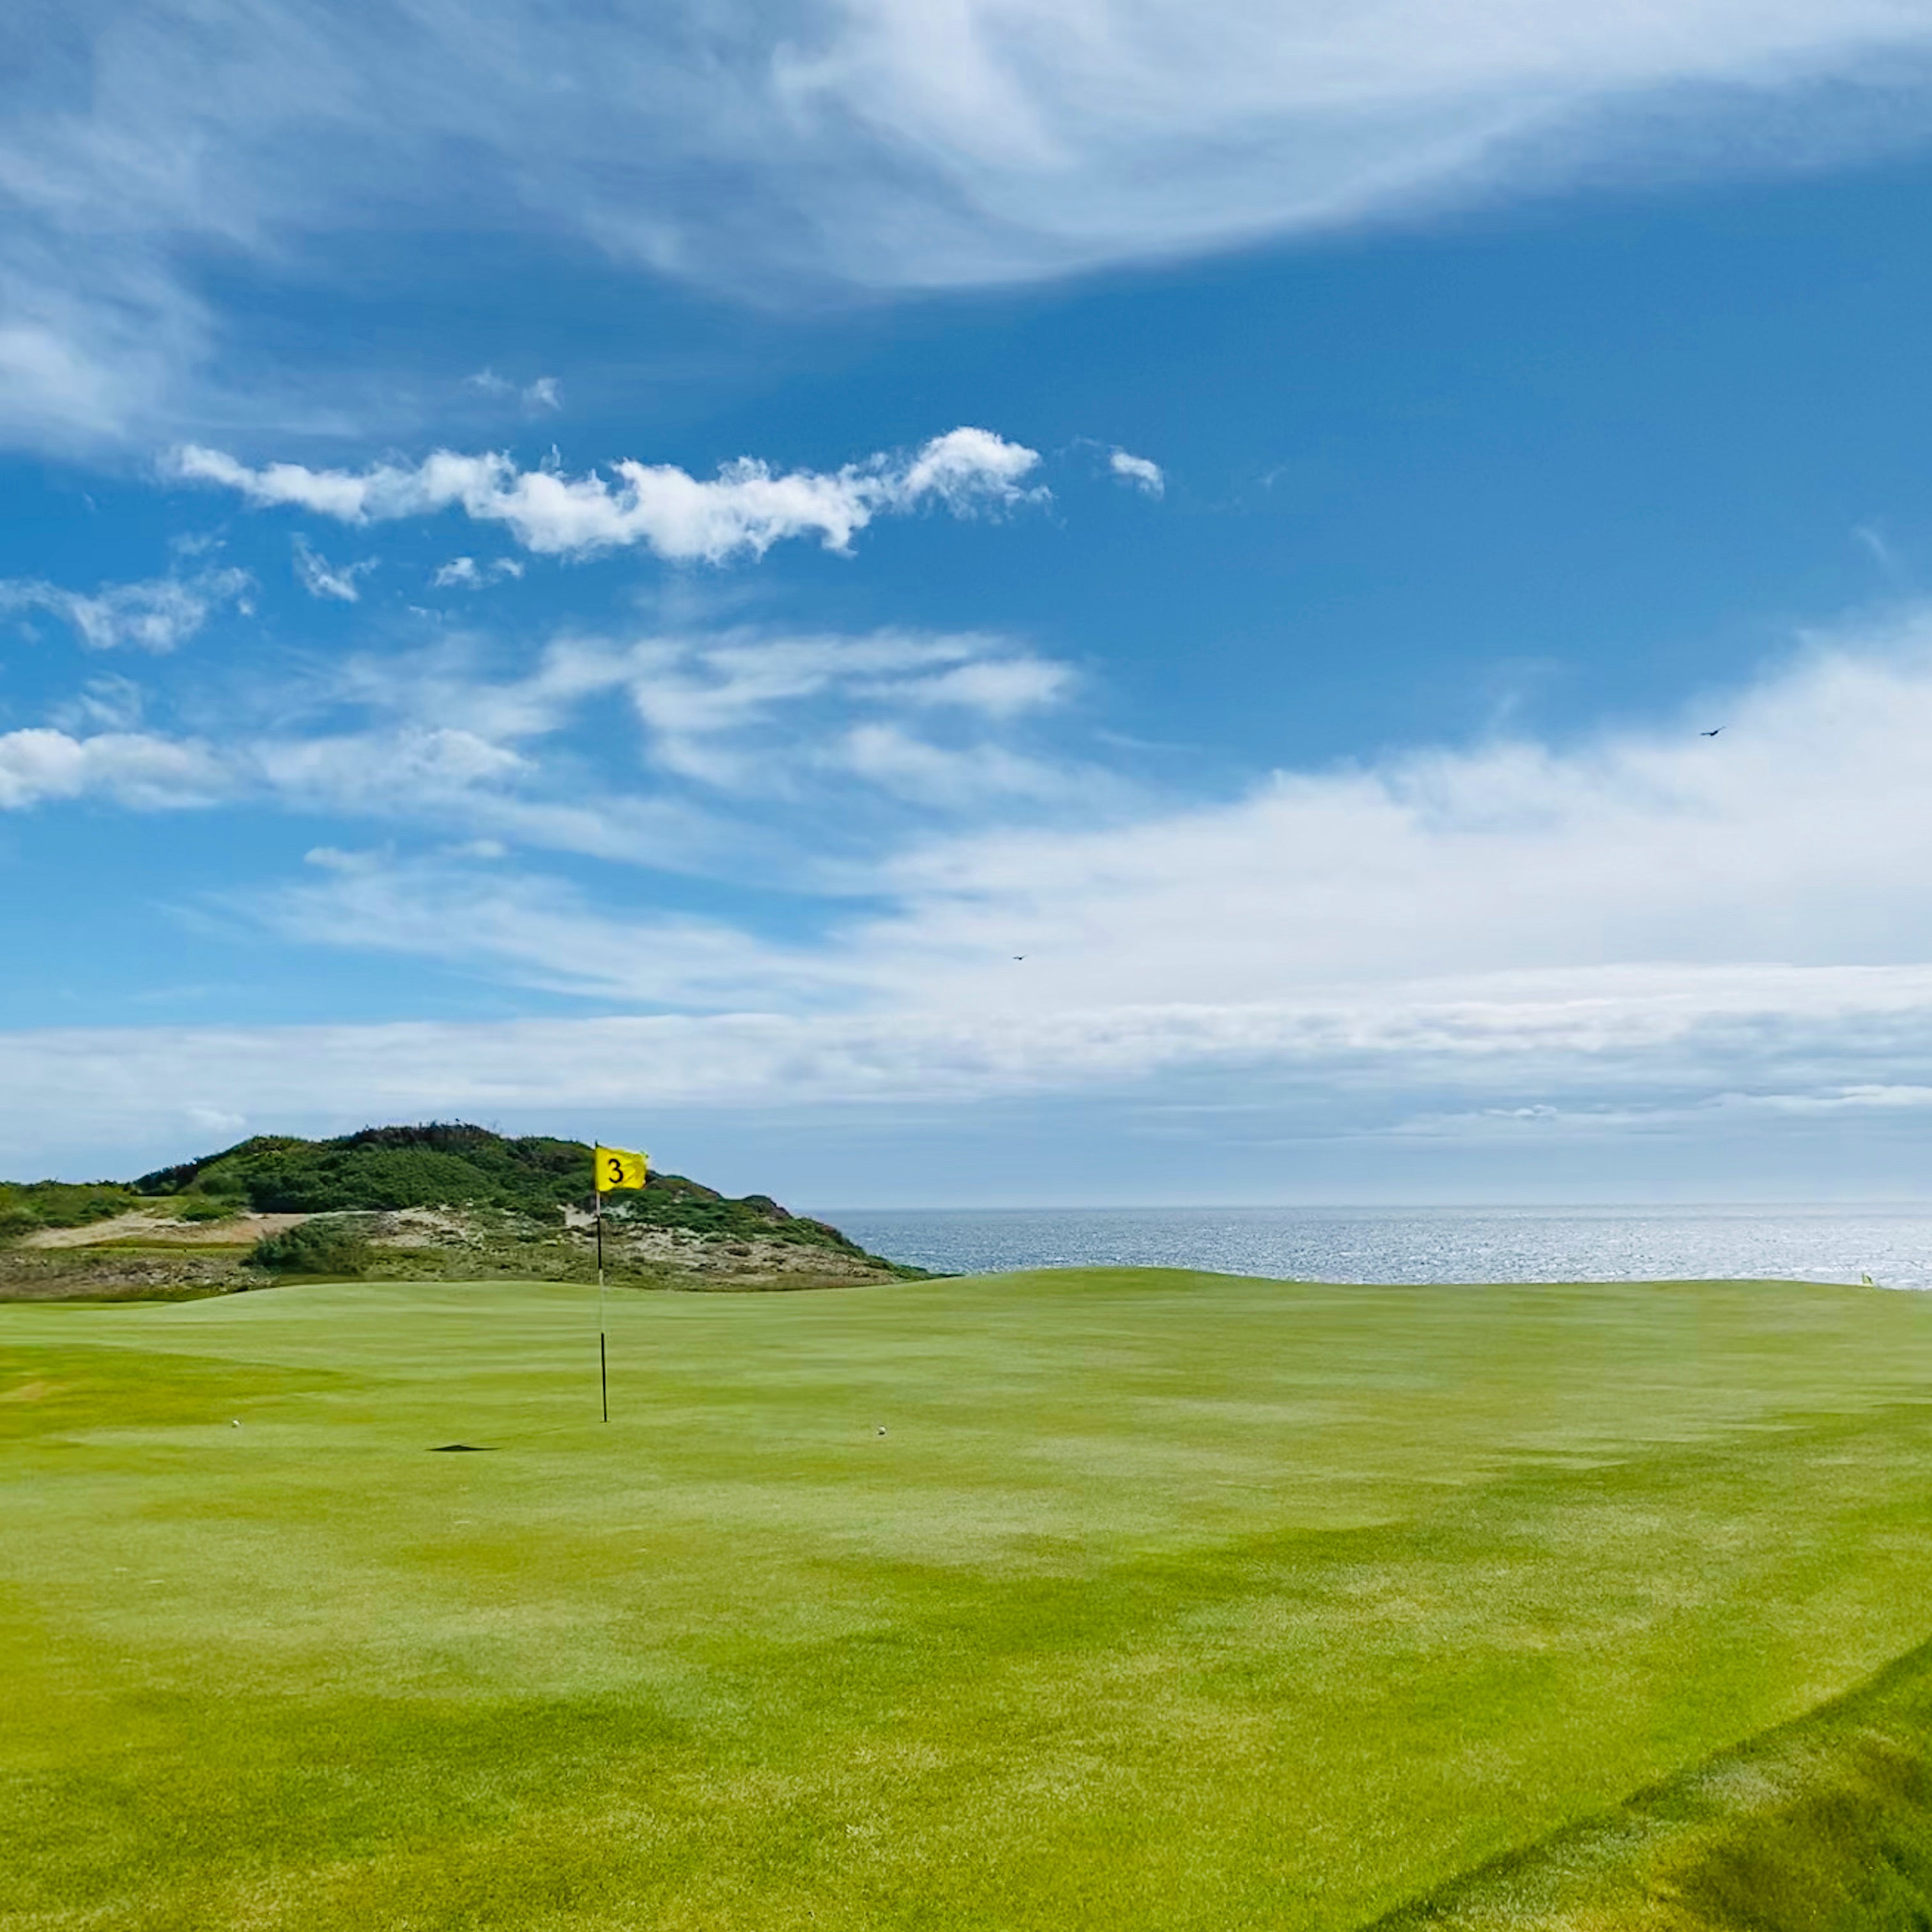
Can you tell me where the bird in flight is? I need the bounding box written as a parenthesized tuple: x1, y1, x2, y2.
(1013, 955, 1025, 962)
(1699, 727, 1724, 737)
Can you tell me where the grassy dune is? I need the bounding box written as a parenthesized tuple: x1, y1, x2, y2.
(6, 1269, 1932, 1929)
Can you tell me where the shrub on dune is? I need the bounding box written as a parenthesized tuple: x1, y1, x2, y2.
(247, 1220, 372, 1278)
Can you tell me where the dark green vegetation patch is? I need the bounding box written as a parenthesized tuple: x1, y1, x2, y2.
(0, 1177, 141, 1242)
(128, 1122, 870, 1256)
(0, 1123, 878, 1263)
(247, 1220, 374, 1278)
(135, 1123, 590, 1216)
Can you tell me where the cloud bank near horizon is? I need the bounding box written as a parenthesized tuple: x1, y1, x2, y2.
(11, 962, 1932, 1188)
(16, 611, 1932, 1176)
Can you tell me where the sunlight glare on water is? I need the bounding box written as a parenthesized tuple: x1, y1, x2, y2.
(822, 1206, 1932, 1291)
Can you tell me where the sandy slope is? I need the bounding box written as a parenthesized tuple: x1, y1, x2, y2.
(22, 1211, 310, 1248)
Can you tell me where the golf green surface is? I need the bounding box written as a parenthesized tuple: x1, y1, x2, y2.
(7, 1269, 1932, 1929)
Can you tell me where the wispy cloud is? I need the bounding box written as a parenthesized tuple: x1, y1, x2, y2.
(169, 427, 1045, 563)
(1108, 450, 1165, 496)
(291, 537, 376, 602)
(252, 724, 527, 804)
(896, 657, 1073, 716)
(221, 612, 1932, 1078)
(300, 624, 1091, 845)
(0, 567, 250, 651)
(614, 631, 1076, 797)
(263, 849, 860, 1008)
(24, 617, 1932, 1172)
(0, 619, 1086, 878)
(770, 0, 1932, 286)
(833, 723, 1074, 806)
(31, 609, 1932, 995)
(27, 602, 1932, 1170)
(466, 369, 563, 411)
(6, 2, 1932, 448)
(432, 556, 525, 588)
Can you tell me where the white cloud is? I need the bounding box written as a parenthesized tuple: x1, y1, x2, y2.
(0, 717, 528, 823)
(497, 627, 1082, 812)
(252, 726, 528, 807)
(8, 1, 1932, 449)
(51, 675, 147, 734)
(0, 728, 224, 809)
(0, 689, 1027, 866)
(38, 604, 1932, 1177)
(33, 618, 1932, 1180)
(765, 1, 1932, 286)
(286, 624, 1089, 848)
(12, 963, 1932, 1146)
(433, 555, 524, 588)
(0, 267, 199, 453)
(34, 608, 1932, 1025)
(0, 567, 250, 651)
(291, 537, 376, 602)
(199, 612, 1932, 1087)
(466, 369, 562, 410)
(466, 369, 560, 410)
(170, 427, 1045, 562)
(618, 629, 1047, 772)
(834, 723, 1074, 806)
(321, 622, 1045, 744)
(265, 854, 858, 1007)
(896, 656, 1071, 716)
(1108, 450, 1165, 496)
(788, 625, 1932, 1023)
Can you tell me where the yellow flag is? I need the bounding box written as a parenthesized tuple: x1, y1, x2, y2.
(594, 1145, 647, 1193)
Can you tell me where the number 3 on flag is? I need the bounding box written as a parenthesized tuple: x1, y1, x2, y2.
(595, 1146, 647, 1193)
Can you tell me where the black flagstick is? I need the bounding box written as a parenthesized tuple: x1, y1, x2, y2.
(595, 1151, 608, 1423)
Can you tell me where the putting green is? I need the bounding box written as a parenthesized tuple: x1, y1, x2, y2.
(6, 1270, 1932, 1930)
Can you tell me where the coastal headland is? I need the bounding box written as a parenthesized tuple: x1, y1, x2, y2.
(0, 1123, 921, 1301)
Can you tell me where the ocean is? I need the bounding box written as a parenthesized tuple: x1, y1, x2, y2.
(820, 1204, 1932, 1292)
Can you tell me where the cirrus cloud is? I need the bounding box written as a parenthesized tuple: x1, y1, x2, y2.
(0, 567, 251, 652)
(9, 2, 1932, 448)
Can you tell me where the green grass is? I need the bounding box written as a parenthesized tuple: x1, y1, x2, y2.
(0, 1178, 141, 1241)
(6, 1269, 1932, 1930)
(1376, 1628, 1932, 1930)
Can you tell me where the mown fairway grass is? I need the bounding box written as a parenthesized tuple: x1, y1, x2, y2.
(6, 1269, 1932, 1930)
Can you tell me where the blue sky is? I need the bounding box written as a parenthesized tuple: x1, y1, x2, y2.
(11, 1, 1932, 1201)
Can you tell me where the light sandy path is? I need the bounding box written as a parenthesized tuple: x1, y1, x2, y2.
(24, 1211, 310, 1249)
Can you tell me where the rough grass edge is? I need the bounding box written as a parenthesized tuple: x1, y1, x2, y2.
(1368, 1629, 1932, 1932)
